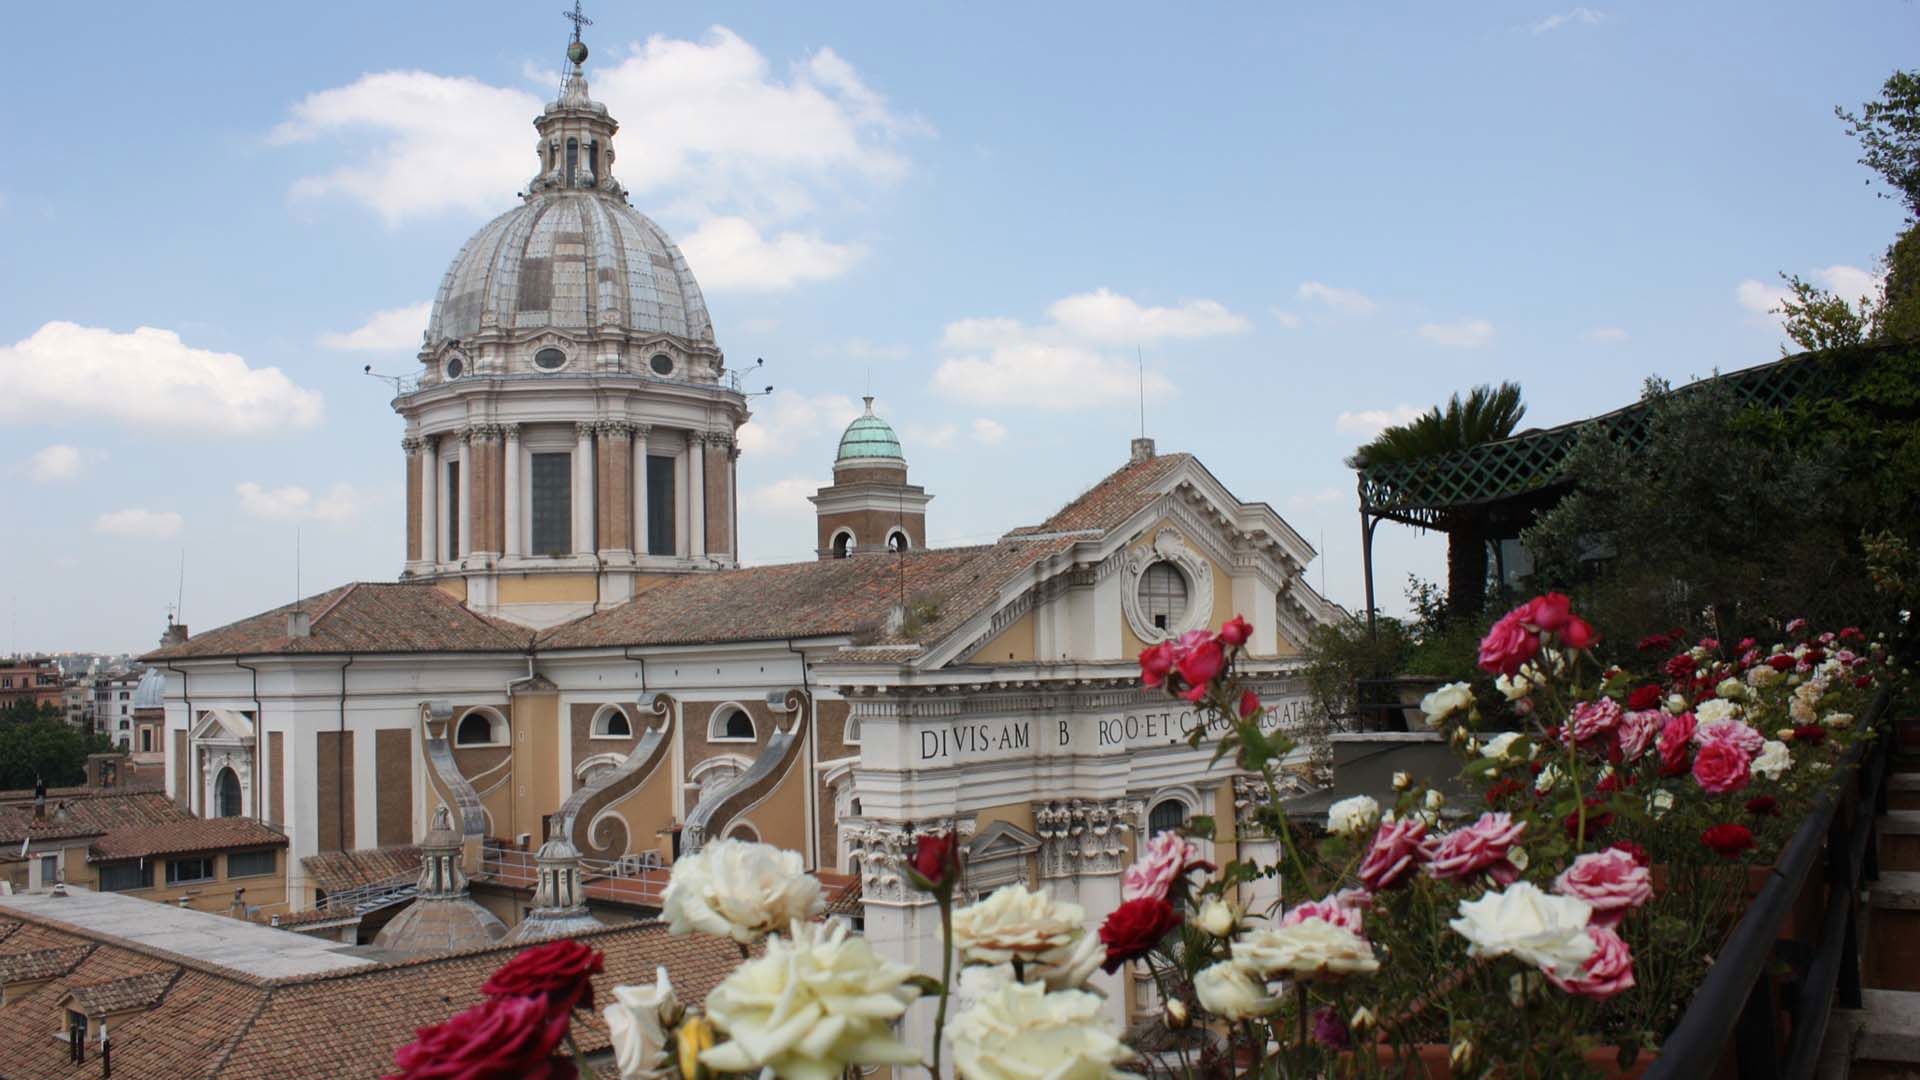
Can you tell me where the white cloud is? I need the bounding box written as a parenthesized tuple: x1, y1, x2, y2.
(273, 28, 924, 292)
(1271, 309, 1302, 329)
(1589, 326, 1629, 342)
(1297, 281, 1376, 315)
(1045, 288, 1249, 343)
(1736, 278, 1790, 316)
(1820, 265, 1882, 304)
(23, 444, 103, 483)
(678, 216, 864, 291)
(935, 342, 1173, 409)
(737, 390, 865, 457)
(1335, 405, 1424, 437)
(901, 421, 958, 450)
(1417, 319, 1495, 348)
(1532, 8, 1606, 33)
(742, 476, 821, 517)
(1737, 265, 1881, 328)
(319, 302, 431, 350)
(971, 418, 1008, 445)
(236, 481, 364, 523)
(96, 508, 182, 539)
(0, 322, 323, 436)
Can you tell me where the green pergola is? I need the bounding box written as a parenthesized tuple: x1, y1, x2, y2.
(1352, 350, 1840, 635)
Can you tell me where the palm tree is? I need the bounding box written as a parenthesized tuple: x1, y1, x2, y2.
(1348, 382, 1527, 623)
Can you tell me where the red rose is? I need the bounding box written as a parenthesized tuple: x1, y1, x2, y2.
(1478, 607, 1542, 676)
(1657, 713, 1696, 777)
(1792, 723, 1828, 746)
(1737, 637, 1758, 652)
(1665, 654, 1698, 680)
(1609, 840, 1650, 867)
(1701, 823, 1755, 858)
(1627, 684, 1663, 711)
(1563, 798, 1613, 841)
(1175, 638, 1225, 690)
(1098, 897, 1181, 973)
(1216, 615, 1253, 648)
(1745, 796, 1779, 816)
(1484, 778, 1524, 806)
(1805, 648, 1826, 665)
(909, 832, 959, 890)
(1139, 641, 1176, 688)
(1637, 632, 1674, 654)
(1691, 739, 1752, 795)
(1238, 689, 1262, 720)
(481, 940, 604, 1014)
(1562, 616, 1598, 650)
(390, 994, 576, 1080)
(1767, 654, 1796, 672)
(1857, 675, 1874, 690)
(1524, 593, 1574, 633)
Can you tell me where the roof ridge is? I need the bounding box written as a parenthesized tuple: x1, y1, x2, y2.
(307, 582, 360, 629)
(0, 905, 270, 988)
(206, 980, 277, 1078)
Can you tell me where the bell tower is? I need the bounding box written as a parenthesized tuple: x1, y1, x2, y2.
(811, 398, 931, 558)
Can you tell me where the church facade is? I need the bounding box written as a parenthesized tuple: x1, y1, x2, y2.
(145, 29, 1339, 1027)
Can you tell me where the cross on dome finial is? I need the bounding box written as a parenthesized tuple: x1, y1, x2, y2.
(563, 1, 592, 44)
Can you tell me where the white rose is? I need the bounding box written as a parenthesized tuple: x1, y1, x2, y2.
(1747, 665, 1783, 688)
(1717, 678, 1746, 700)
(1535, 762, 1562, 795)
(604, 967, 682, 1080)
(1666, 694, 1689, 714)
(1752, 740, 1792, 780)
(1495, 673, 1532, 701)
(948, 980, 1134, 1080)
(1392, 771, 1411, 791)
(1421, 682, 1475, 726)
(1231, 920, 1379, 979)
(1696, 698, 1741, 725)
(1648, 789, 1674, 819)
(1193, 960, 1279, 1020)
(1195, 897, 1238, 938)
(662, 838, 824, 944)
(1825, 711, 1855, 730)
(701, 920, 922, 1080)
(1327, 795, 1381, 837)
(1448, 881, 1596, 978)
(1482, 732, 1523, 762)
(950, 884, 1090, 969)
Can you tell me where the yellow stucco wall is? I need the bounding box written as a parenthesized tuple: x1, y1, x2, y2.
(972, 800, 1037, 834)
(498, 573, 597, 604)
(435, 578, 468, 602)
(966, 611, 1037, 664)
(509, 688, 562, 842)
(735, 750, 811, 855)
(599, 752, 679, 864)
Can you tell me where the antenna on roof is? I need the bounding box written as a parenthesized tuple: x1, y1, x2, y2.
(295, 528, 302, 610)
(1137, 346, 1147, 438)
(175, 550, 186, 627)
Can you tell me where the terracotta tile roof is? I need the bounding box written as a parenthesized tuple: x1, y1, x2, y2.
(1031, 452, 1190, 534)
(301, 846, 422, 895)
(143, 582, 532, 662)
(88, 818, 286, 862)
(0, 793, 194, 850)
(0, 944, 93, 983)
(63, 970, 177, 1015)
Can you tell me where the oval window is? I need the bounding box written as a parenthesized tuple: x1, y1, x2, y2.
(649, 353, 674, 376)
(445, 355, 464, 379)
(534, 347, 567, 371)
(1138, 561, 1191, 632)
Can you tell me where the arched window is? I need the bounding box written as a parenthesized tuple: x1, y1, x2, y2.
(710, 706, 756, 742)
(831, 530, 854, 559)
(456, 709, 504, 747)
(1139, 562, 1191, 631)
(1148, 799, 1187, 837)
(565, 138, 578, 187)
(591, 706, 632, 738)
(727, 822, 760, 842)
(588, 140, 599, 179)
(887, 529, 909, 553)
(215, 767, 242, 819)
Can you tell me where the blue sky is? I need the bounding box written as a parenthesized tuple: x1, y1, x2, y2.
(0, 1, 1911, 653)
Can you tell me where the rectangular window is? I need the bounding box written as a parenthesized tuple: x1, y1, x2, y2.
(446, 460, 461, 561)
(646, 455, 676, 556)
(39, 854, 57, 885)
(530, 452, 572, 555)
(165, 857, 214, 885)
(226, 849, 277, 878)
(97, 861, 153, 892)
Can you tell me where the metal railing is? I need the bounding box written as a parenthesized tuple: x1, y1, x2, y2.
(480, 842, 673, 894)
(1646, 690, 1891, 1079)
(317, 870, 419, 916)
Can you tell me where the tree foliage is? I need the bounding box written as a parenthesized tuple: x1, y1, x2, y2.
(1837, 69, 1920, 220)
(0, 713, 115, 789)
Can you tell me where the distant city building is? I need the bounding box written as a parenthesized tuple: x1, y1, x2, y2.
(92, 669, 144, 747)
(0, 657, 62, 713)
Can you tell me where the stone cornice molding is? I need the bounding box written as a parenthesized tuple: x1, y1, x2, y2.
(1034, 797, 1140, 878)
(843, 816, 975, 906)
(401, 435, 424, 454)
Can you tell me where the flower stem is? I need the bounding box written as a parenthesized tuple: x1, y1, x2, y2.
(929, 893, 955, 1080)
(564, 1030, 601, 1080)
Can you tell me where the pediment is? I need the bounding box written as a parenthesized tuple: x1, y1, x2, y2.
(191, 708, 254, 742)
(968, 820, 1041, 860)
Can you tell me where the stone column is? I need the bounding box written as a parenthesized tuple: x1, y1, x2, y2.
(466, 426, 502, 556)
(421, 435, 439, 565)
(688, 432, 707, 560)
(597, 422, 633, 556)
(402, 436, 423, 564)
(573, 423, 595, 557)
(845, 819, 972, 1077)
(1035, 797, 1138, 1030)
(457, 430, 473, 560)
(502, 426, 522, 558)
(632, 425, 651, 559)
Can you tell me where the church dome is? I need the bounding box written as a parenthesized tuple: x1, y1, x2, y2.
(835, 397, 904, 465)
(427, 195, 714, 348)
(131, 667, 166, 711)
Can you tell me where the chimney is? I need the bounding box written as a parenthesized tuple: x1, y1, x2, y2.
(287, 610, 311, 639)
(160, 623, 189, 647)
(1130, 436, 1156, 464)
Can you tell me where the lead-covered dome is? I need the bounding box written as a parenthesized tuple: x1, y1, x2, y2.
(427, 194, 714, 347)
(836, 397, 904, 466)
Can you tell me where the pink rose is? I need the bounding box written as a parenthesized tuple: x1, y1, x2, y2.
(1478, 609, 1541, 676)
(1562, 615, 1598, 650)
(1523, 593, 1573, 633)
(1695, 719, 1764, 756)
(1545, 924, 1635, 1000)
(1122, 830, 1213, 903)
(1281, 892, 1367, 937)
(1565, 698, 1623, 745)
(1216, 615, 1253, 648)
(1692, 739, 1752, 795)
(1552, 850, 1652, 927)
(1358, 818, 1433, 891)
(1658, 712, 1696, 776)
(1174, 637, 1225, 690)
(1615, 709, 1663, 762)
(1139, 641, 1175, 688)
(1427, 812, 1527, 884)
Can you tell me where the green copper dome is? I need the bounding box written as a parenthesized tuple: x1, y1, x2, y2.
(836, 397, 905, 463)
